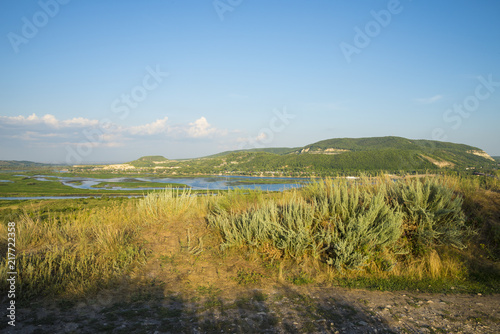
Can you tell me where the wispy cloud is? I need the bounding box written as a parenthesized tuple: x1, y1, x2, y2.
(0, 113, 228, 148)
(414, 95, 443, 104)
(128, 117, 170, 136)
(0, 113, 99, 128)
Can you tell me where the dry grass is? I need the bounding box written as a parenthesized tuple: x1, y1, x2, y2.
(0, 201, 149, 299)
(1, 173, 499, 303)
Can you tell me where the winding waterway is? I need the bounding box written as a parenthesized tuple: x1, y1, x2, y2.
(0, 175, 308, 200)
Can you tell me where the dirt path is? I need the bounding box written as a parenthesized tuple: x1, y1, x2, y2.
(4, 285, 499, 333)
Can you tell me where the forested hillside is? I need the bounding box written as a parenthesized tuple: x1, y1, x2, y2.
(119, 136, 496, 176)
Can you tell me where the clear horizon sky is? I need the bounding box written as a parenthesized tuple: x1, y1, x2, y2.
(1, 0, 499, 164)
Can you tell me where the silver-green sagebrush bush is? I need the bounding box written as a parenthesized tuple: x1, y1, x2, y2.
(208, 196, 320, 259)
(391, 178, 469, 253)
(306, 179, 402, 270)
(208, 179, 404, 270)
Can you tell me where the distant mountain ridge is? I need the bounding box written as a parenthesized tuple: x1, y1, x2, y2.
(125, 136, 496, 174)
(1, 137, 495, 175)
(0, 160, 53, 168)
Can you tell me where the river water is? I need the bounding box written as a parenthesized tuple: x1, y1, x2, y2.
(0, 175, 307, 200)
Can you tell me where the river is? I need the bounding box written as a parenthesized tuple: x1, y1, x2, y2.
(0, 175, 308, 200)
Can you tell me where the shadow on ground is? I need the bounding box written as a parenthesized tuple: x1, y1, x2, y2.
(6, 281, 398, 334)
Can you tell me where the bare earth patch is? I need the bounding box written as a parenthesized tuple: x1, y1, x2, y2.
(5, 286, 499, 333)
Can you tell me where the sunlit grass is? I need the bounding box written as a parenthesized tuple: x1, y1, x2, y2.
(0, 173, 498, 302)
(0, 202, 148, 299)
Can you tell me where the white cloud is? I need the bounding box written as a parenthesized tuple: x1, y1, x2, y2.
(128, 117, 169, 135)
(0, 113, 228, 149)
(186, 117, 226, 138)
(0, 113, 99, 128)
(415, 95, 443, 104)
(62, 117, 99, 128)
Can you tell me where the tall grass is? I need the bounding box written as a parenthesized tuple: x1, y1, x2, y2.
(0, 189, 208, 300)
(137, 187, 198, 222)
(0, 203, 148, 299)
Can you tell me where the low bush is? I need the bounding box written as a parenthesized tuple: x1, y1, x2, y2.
(209, 178, 404, 270)
(391, 178, 469, 254)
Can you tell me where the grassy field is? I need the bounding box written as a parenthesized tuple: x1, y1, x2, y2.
(0, 173, 499, 332)
(1, 174, 499, 297)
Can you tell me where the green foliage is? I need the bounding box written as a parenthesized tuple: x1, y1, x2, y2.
(112, 136, 496, 177)
(205, 147, 298, 158)
(306, 179, 403, 270)
(208, 195, 324, 259)
(208, 177, 475, 271)
(209, 179, 404, 270)
(391, 178, 469, 253)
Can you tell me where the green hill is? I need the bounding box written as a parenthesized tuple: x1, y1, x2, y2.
(127, 137, 496, 175)
(205, 147, 298, 158)
(290, 136, 494, 170)
(0, 160, 53, 169)
(129, 155, 168, 167)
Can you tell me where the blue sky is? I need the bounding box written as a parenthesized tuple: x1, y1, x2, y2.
(1, 0, 499, 163)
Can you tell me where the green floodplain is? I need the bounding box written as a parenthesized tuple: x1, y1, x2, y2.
(0, 172, 186, 197)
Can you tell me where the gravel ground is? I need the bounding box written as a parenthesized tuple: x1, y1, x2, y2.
(3, 286, 499, 334)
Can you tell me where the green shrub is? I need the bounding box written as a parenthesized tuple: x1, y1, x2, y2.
(208, 196, 320, 259)
(209, 179, 403, 270)
(391, 178, 468, 254)
(305, 179, 403, 270)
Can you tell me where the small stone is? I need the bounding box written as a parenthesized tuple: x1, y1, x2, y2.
(358, 321, 368, 326)
(427, 300, 434, 304)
